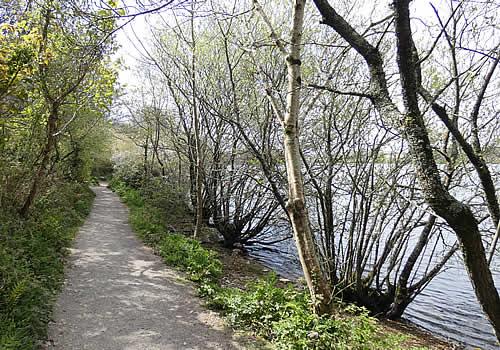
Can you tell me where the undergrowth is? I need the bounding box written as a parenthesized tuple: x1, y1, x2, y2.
(110, 180, 423, 350)
(0, 182, 94, 349)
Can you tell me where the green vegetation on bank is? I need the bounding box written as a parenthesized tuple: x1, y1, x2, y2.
(110, 179, 424, 350)
(111, 179, 221, 285)
(0, 183, 94, 349)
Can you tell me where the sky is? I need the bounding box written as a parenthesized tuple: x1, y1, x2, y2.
(113, 10, 150, 88)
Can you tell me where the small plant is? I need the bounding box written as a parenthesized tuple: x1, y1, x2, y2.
(157, 233, 222, 283)
(207, 274, 407, 349)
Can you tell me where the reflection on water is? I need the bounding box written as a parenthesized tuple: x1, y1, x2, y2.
(248, 240, 500, 350)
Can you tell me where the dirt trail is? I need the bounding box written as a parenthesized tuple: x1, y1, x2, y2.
(46, 185, 254, 350)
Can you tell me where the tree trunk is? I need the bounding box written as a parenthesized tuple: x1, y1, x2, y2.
(20, 105, 58, 216)
(392, 0, 500, 339)
(281, 0, 332, 314)
(448, 208, 500, 340)
(385, 215, 435, 318)
(190, 4, 203, 238)
(490, 222, 500, 265)
(312, 0, 500, 338)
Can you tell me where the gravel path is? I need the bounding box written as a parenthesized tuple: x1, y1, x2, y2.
(46, 185, 254, 350)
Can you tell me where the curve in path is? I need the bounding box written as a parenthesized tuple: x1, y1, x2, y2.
(46, 185, 252, 350)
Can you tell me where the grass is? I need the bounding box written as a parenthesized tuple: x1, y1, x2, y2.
(111, 180, 426, 350)
(0, 182, 95, 349)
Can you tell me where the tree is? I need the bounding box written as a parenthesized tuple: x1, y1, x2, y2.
(312, 0, 500, 339)
(254, 0, 332, 314)
(112, 0, 499, 337)
(0, 0, 117, 215)
(189, 2, 205, 239)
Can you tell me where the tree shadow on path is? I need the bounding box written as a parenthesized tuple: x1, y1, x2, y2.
(46, 186, 260, 350)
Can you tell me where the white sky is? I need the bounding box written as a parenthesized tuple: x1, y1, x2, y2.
(113, 0, 499, 94)
(113, 13, 150, 88)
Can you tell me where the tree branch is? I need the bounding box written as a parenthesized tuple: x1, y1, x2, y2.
(252, 0, 288, 56)
(307, 83, 373, 99)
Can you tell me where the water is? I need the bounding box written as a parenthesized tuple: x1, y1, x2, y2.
(248, 240, 500, 350)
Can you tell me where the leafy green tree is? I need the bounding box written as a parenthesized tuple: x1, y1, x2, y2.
(0, 0, 117, 214)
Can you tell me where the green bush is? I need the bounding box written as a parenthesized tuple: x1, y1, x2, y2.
(111, 161, 145, 189)
(0, 182, 94, 349)
(209, 275, 406, 350)
(110, 178, 191, 231)
(157, 233, 222, 283)
(207, 274, 296, 332)
(140, 177, 191, 221)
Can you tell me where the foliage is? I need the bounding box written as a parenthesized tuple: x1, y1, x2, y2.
(112, 181, 423, 350)
(0, 182, 94, 349)
(110, 159, 145, 190)
(0, 0, 117, 214)
(0, 2, 116, 346)
(208, 275, 407, 350)
(110, 173, 192, 230)
(158, 234, 222, 283)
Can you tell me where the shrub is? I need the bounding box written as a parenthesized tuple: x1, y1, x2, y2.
(209, 274, 406, 350)
(140, 177, 191, 223)
(157, 234, 222, 283)
(111, 160, 145, 189)
(110, 178, 191, 232)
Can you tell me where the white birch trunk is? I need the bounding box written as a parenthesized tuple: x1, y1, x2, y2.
(281, 0, 332, 313)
